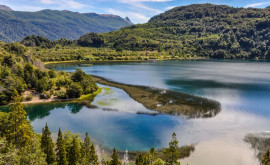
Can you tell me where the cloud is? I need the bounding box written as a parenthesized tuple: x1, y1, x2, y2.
(165, 6, 176, 10)
(106, 8, 150, 23)
(40, 0, 85, 9)
(117, 0, 170, 13)
(244, 2, 270, 8)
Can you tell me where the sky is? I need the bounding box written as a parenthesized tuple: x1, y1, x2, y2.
(0, 0, 270, 24)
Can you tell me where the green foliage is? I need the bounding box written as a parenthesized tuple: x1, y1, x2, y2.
(6, 92, 33, 148)
(41, 123, 56, 164)
(110, 148, 121, 165)
(101, 4, 270, 59)
(163, 133, 180, 165)
(66, 83, 83, 98)
(78, 33, 105, 47)
(262, 150, 270, 165)
(16, 134, 47, 165)
(56, 128, 68, 165)
(67, 137, 81, 165)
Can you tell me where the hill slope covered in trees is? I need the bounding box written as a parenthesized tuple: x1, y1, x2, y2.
(102, 4, 270, 59)
(0, 6, 132, 42)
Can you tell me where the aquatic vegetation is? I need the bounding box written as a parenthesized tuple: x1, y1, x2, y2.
(92, 75, 221, 118)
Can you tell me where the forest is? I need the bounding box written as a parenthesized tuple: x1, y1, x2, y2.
(20, 4, 270, 60)
(0, 41, 98, 105)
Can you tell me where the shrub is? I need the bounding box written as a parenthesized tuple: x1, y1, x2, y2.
(66, 83, 83, 98)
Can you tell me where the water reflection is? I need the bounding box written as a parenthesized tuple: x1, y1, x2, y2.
(21, 60, 270, 164)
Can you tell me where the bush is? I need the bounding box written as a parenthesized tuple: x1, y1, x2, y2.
(40, 92, 51, 100)
(25, 93, 33, 101)
(66, 83, 83, 98)
(55, 90, 67, 99)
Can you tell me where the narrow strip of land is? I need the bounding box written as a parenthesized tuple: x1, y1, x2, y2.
(92, 75, 221, 118)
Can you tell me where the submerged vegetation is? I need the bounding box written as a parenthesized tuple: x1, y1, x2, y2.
(92, 75, 221, 118)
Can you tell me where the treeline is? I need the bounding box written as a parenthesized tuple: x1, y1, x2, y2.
(20, 4, 270, 59)
(0, 41, 98, 105)
(21, 34, 104, 49)
(0, 95, 189, 164)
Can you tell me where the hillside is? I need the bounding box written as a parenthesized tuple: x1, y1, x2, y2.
(101, 4, 270, 59)
(0, 7, 132, 42)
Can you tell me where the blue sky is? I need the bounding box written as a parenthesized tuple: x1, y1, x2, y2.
(1, 0, 270, 23)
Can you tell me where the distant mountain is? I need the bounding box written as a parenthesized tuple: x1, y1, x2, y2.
(0, 6, 133, 42)
(125, 17, 133, 25)
(0, 5, 13, 11)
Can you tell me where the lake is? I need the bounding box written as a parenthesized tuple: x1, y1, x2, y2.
(5, 60, 270, 164)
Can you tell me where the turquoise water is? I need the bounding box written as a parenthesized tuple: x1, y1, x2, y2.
(3, 60, 270, 164)
(50, 60, 270, 164)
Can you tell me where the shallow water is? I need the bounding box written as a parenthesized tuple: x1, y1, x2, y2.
(5, 60, 270, 164)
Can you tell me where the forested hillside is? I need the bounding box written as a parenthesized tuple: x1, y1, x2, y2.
(0, 41, 98, 105)
(102, 4, 270, 59)
(19, 4, 270, 60)
(0, 7, 132, 42)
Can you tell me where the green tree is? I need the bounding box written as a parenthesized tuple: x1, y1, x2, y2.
(6, 92, 33, 148)
(71, 69, 86, 82)
(17, 134, 47, 165)
(41, 123, 56, 164)
(89, 143, 99, 165)
(68, 137, 81, 165)
(110, 148, 121, 165)
(56, 128, 68, 165)
(66, 83, 83, 98)
(262, 150, 270, 165)
(163, 133, 180, 165)
(80, 132, 91, 163)
(153, 158, 165, 165)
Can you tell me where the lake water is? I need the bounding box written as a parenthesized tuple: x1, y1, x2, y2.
(4, 60, 270, 164)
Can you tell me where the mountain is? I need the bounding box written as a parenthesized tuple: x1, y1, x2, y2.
(0, 5, 13, 11)
(125, 17, 133, 25)
(0, 7, 132, 42)
(101, 4, 270, 59)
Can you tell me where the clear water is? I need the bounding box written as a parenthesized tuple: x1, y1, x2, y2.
(4, 60, 270, 164)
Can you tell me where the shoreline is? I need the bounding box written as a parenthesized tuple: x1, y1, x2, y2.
(43, 57, 208, 65)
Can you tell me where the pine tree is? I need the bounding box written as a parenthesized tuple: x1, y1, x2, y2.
(68, 137, 81, 165)
(110, 148, 121, 165)
(135, 154, 144, 165)
(56, 128, 67, 165)
(6, 91, 33, 148)
(163, 133, 180, 165)
(89, 143, 99, 165)
(41, 123, 56, 164)
(262, 150, 270, 165)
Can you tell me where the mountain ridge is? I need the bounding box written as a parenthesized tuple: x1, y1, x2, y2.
(0, 6, 133, 42)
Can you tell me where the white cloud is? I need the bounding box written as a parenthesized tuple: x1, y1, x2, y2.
(40, 0, 85, 9)
(117, 0, 170, 13)
(244, 2, 269, 8)
(165, 6, 176, 10)
(106, 8, 150, 23)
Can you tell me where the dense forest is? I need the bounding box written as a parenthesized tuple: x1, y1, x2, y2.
(0, 41, 98, 105)
(103, 4, 270, 59)
(0, 7, 132, 42)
